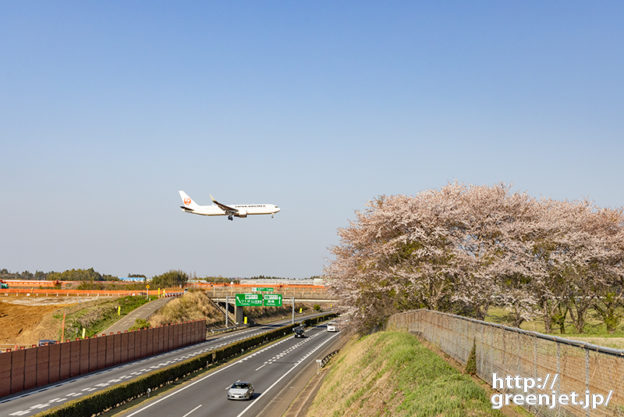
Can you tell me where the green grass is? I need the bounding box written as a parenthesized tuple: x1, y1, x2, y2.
(60, 295, 157, 339)
(485, 306, 624, 338)
(128, 318, 151, 331)
(308, 331, 502, 417)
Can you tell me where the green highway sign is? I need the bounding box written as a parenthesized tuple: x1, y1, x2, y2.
(235, 293, 263, 307)
(252, 287, 274, 292)
(263, 293, 283, 307)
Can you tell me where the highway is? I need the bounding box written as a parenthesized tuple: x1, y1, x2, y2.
(118, 324, 340, 417)
(0, 313, 329, 417)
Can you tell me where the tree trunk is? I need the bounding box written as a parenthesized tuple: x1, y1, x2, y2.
(593, 293, 622, 334)
(542, 311, 552, 333)
(569, 297, 592, 334)
(552, 304, 568, 334)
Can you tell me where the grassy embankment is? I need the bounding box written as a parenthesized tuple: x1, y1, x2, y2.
(59, 296, 156, 339)
(149, 291, 223, 327)
(486, 307, 624, 349)
(307, 331, 503, 417)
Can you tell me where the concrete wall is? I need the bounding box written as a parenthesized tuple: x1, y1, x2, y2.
(0, 320, 205, 398)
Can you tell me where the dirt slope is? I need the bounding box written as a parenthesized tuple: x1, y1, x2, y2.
(0, 300, 73, 345)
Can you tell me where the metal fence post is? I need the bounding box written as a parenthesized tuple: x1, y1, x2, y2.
(585, 348, 590, 417)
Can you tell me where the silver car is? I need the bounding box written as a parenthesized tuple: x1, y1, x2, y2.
(227, 381, 254, 400)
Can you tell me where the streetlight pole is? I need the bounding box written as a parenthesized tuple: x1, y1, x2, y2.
(225, 295, 229, 328)
(291, 297, 295, 325)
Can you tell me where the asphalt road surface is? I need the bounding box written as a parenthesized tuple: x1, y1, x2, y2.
(118, 324, 341, 417)
(0, 313, 329, 417)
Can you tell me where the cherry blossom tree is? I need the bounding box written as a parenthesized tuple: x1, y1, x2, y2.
(325, 183, 624, 334)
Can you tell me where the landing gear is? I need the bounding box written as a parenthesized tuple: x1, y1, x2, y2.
(228, 215, 234, 221)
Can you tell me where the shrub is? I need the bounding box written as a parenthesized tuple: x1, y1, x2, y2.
(465, 339, 477, 375)
(129, 319, 151, 331)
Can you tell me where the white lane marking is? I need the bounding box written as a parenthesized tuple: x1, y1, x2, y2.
(254, 364, 266, 371)
(9, 411, 29, 416)
(181, 404, 202, 417)
(236, 332, 341, 417)
(125, 335, 299, 416)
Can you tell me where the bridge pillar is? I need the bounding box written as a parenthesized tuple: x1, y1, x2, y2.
(235, 306, 244, 325)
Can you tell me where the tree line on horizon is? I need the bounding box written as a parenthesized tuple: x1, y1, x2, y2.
(0, 268, 309, 286)
(325, 183, 624, 334)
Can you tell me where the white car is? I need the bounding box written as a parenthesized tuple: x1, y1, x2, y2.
(326, 322, 337, 332)
(227, 381, 254, 400)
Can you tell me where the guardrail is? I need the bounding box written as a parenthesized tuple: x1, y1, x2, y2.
(316, 349, 339, 373)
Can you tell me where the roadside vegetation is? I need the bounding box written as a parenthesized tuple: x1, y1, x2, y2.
(307, 331, 503, 417)
(60, 295, 155, 339)
(244, 302, 313, 323)
(149, 290, 222, 327)
(128, 318, 151, 331)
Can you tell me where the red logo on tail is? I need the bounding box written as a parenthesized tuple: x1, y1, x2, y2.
(184, 198, 191, 205)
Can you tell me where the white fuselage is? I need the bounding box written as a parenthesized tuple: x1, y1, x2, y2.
(186, 203, 280, 217)
(178, 190, 280, 219)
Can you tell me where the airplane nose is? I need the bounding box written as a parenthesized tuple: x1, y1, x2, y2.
(275, 206, 280, 212)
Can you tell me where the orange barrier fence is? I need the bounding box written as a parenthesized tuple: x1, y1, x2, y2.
(0, 320, 205, 398)
(0, 288, 183, 297)
(2, 280, 325, 288)
(0, 280, 74, 288)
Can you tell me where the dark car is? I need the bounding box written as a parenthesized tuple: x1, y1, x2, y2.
(294, 326, 306, 338)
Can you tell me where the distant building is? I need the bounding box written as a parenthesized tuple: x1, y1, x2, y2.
(118, 277, 146, 282)
(239, 278, 324, 286)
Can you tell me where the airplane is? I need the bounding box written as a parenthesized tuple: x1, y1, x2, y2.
(178, 190, 280, 221)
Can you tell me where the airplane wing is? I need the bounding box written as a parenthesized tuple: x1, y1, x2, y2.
(210, 194, 238, 214)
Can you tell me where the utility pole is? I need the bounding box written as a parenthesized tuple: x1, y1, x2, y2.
(291, 297, 295, 325)
(225, 295, 229, 328)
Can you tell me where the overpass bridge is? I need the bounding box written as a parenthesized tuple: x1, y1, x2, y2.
(196, 283, 333, 300)
(209, 293, 338, 326)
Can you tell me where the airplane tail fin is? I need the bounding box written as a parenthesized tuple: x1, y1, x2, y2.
(178, 190, 200, 210)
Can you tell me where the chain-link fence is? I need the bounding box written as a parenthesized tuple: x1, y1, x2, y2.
(387, 310, 624, 417)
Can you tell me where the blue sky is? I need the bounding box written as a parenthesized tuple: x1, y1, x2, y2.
(1, 2, 623, 278)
